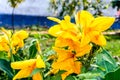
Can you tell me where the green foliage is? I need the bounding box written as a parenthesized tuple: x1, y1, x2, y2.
(104, 35, 120, 56)
(77, 72, 101, 80)
(0, 59, 13, 78)
(30, 68, 43, 77)
(95, 49, 118, 74)
(29, 40, 38, 59)
(77, 49, 118, 80)
(0, 51, 8, 60)
(49, 0, 110, 17)
(8, 0, 24, 8)
(112, 0, 120, 10)
(91, 49, 118, 79)
(65, 75, 75, 80)
(104, 67, 120, 80)
(46, 70, 66, 80)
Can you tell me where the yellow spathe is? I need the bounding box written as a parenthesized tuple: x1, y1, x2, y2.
(0, 28, 28, 57)
(75, 10, 115, 46)
(11, 56, 45, 80)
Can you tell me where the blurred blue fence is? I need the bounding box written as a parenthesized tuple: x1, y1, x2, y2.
(0, 14, 120, 29)
(110, 20, 120, 29)
(0, 14, 56, 28)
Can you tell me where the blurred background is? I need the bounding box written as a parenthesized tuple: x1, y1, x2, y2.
(0, 0, 120, 29)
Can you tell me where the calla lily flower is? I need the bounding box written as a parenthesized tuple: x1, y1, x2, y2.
(11, 56, 45, 80)
(0, 28, 28, 57)
(48, 10, 115, 80)
(48, 15, 79, 39)
(75, 10, 115, 46)
(52, 47, 82, 80)
(0, 36, 9, 52)
(51, 37, 91, 80)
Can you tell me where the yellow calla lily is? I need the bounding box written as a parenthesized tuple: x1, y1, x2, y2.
(0, 36, 9, 52)
(0, 28, 28, 57)
(11, 56, 45, 80)
(75, 10, 115, 46)
(1, 27, 12, 38)
(48, 10, 115, 80)
(12, 30, 28, 47)
(54, 37, 91, 57)
(52, 54, 82, 80)
(48, 15, 79, 38)
(51, 38, 91, 80)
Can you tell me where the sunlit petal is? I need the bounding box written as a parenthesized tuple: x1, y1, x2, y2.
(80, 33, 90, 47)
(11, 59, 36, 69)
(14, 30, 28, 40)
(12, 36, 20, 46)
(73, 61, 82, 74)
(36, 56, 45, 68)
(75, 10, 94, 28)
(53, 47, 73, 62)
(52, 58, 81, 80)
(59, 32, 79, 41)
(60, 20, 76, 32)
(1, 28, 12, 38)
(91, 34, 106, 46)
(64, 15, 71, 22)
(90, 17, 115, 32)
(52, 58, 74, 72)
(76, 45, 92, 57)
(48, 25, 63, 37)
(47, 17, 61, 23)
(13, 68, 33, 80)
(61, 72, 72, 80)
(32, 73, 42, 80)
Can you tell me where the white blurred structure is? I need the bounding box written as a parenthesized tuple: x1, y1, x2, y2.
(0, 0, 53, 16)
(0, 0, 117, 16)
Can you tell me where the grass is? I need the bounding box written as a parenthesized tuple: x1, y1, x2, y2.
(104, 34, 120, 56)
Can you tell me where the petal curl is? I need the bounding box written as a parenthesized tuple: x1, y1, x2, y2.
(47, 17, 61, 23)
(48, 25, 63, 37)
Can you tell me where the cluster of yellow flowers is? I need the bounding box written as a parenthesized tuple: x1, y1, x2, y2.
(0, 28, 45, 80)
(0, 28, 28, 57)
(48, 10, 115, 80)
(0, 10, 115, 80)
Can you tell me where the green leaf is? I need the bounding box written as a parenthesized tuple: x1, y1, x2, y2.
(0, 51, 7, 59)
(51, 70, 66, 80)
(95, 49, 118, 77)
(0, 59, 13, 78)
(84, 79, 97, 80)
(104, 67, 120, 80)
(65, 75, 75, 80)
(77, 72, 100, 80)
(29, 41, 37, 58)
(30, 68, 42, 77)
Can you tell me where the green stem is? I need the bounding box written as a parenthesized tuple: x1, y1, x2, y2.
(10, 48, 14, 62)
(84, 45, 101, 72)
